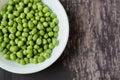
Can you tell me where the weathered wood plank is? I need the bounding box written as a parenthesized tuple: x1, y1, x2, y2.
(59, 0, 120, 80)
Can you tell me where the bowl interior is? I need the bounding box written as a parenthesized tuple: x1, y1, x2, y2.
(0, 0, 69, 74)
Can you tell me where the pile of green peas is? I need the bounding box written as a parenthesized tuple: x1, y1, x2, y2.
(0, 0, 59, 65)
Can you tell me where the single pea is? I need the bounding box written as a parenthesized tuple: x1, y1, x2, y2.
(17, 24, 23, 31)
(22, 19, 27, 23)
(13, 0, 19, 3)
(35, 16, 39, 20)
(44, 45, 48, 50)
(28, 3, 32, 7)
(2, 49, 8, 54)
(3, 14, 8, 20)
(46, 27, 52, 32)
(13, 22, 17, 27)
(22, 32, 28, 37)
(24, 28, 29, 32)
(16, 18, 22, 24)
(50, 22, 55, 28)
(27, 53, 33, 58)
(24, 0, 29, 4)
(36, 38, 42, 45)
(54, 32, 58, 38)
(40, 30, 45, 36)
(21, 37, 26, 42)
(33, 49, 37, 55)
(33, 34, 38, 41)
(45, 12, 50, 17)
(29, 41, 34, 46)
(1, 20, 7, 26)
(19, 2, 24, 6)
(43, 53, 50, 59)
(23, 50, 27, 55)
(50, 13, 57, 18)
(10, 54, 16, 60)
(18, 41, 24, 47)
(17, 6, 23, 12)
(24, 7, 29, 14)
(8, 14, 14, 19)
(43, 39, 47, 44)
(3, 4, 8, 11)
(53, 18, 59, 24)
(16, 58, 20, 63)
(46, 17, 51, 21)
(13, 11, 19, 16)
(43, 22, 48, 27)
(49, 43, 54, 49)
(16, 52, 23, 58)
(16, 31, 21, 37)
(27, 13, 33, 18)
(9, 34, 15, 40)
(38, 48, 43, 53)
(38, 56, 45, 62)
(48, 31, 54, 37)
(28, 35, 32, 41)
(7, 5, 13, 11)
(29, 58, 33, 63)
(33, 20, 37, 25)
(6, 44, 10, 49)
(31, 28, 37, 34)
(34, 45, 39, 49)
(30, 10, 34, 14)
(46, 49, 52, 54)
(38, 12, 43, 17)
(43, 6, 49, 13)
(23, 23, 28, 28)
(24, 58, 29, 63)
(26, 48, 33, 53)
(4, 37, 9, 43)
(53, 26, 59, 32)
(15, 38, 19, 44)
(28, 21, 34, 30)
(4, 54, 10, 60)
(20, 13, 25, 19)
(2, 28, 8, 33)
(32, 58, 38, 64)
(10, 46, 18, 52)
(0, 26, 3, 30)
(32, 5, 37, 10)
(38, 5, 42, 11)
(0, 36, 3, 43)
(4, 34, 8, 37)
(8, 20, 14, 26)
(10, 40, 15, 46)
(9, 27, 16, 33)
(52, 39, 59, 46)
(8, 0, 14, 5)
(44, 34, 48, 39)
(20, 59, 26, 65)
(21, 45, 27, 50)
(40, 17, 45, 22)
(37, 23, 44, 30)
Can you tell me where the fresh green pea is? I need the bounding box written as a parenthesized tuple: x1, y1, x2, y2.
(46, 27, 52, 32)
(8, 14, 14, 19)
(28, 3, 32, 7)
(49, 43, 54, 49)
(54, 32, 58, 38)
(2, 28, 8, 33)
(39, 12, 43, 17)
(9, 34, 15, 40)
(38, 48, 43, 53)
(53, 18, 59, 24)
(43, 22, 48, 27)
(50, 13, 56, 18)
(1, 20, 7, 26)
(6, 44, 10, 49)
(43, 6, 49, 13)
(27, 13, 33, 18)
(48, 32, 54, 37)
(34, 45, 39, 49)
(28, 35, 32, 41)
(20, 59, 25, 65)
(19, 2, 24, 7)
(4, 37, 9, 43)
(32, 58, 38, 64)
(9, 27, 16, 33)
(10, 54, 16, 60)
(13, 11, 19, 16)
(29, 41, 34, 46)
(4, 54, 10, 59)
(24, 0, 29, 4)
(17, 51, 23, 58)
(16, 58, 20, 63)
(24, 58, 29, 63)
(8, 20, 13, 26)
(33, 34, 38, 41)
(18, 41, 24, 47)
(10, 40, 15, 46)
(38, 56, 45, 62)
(28, 21, 34, 30)
(24, 7, 29, 14)
(43, 53, 50, 59)
(33, 49, 37, 55)
(36, 38, 42, 45)
(32, 5, 37, 10)
(22, 32, 28, 37)
(37, 23, 44, 30)
(20, 13, 25, 19)
(40, 30, 45, 36)
(27, 53, 33, 58)
(44, 45, 48, 50)
(52, 39, 59, 46)
(10, 46, 18, 52)
(2, 49, 8, 54)
(16, 31, 21, 37)
(43, 39, 47, 44)
(40, 17, 45, 22)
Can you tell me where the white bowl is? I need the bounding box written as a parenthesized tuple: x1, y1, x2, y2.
(0, 0, 69, 74)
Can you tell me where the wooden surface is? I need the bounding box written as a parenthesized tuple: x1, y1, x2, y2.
(0, 0, 120, 80)
(60, 0, 120, 80)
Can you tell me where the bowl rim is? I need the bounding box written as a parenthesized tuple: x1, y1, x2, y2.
(0, 0, 69, 74)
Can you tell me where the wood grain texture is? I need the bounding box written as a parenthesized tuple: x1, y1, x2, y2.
(59, 0, 120, 80)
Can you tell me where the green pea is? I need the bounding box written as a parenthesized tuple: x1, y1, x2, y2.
(43, 39, 47, 44)
(9, 27, 16, 33)
(24, 7, 29, 14)
(10, 46, 18, 52)
(2, 49, 8, 54)
(46, 27, 52, 32)
(33, 34, 38, 41)
(38, 48, 43, 53)
(8, 0, 14, 5)
(44, 34, 48, 39)
(43, 22, 48, 27)
(27, 13, 33, 18)
(52, 39, 59, 46)
(24, 58, 29, 63)
(24, 28, 29, 32)
(16, 18, 22, 24)
(10, 54, 16, 60)
(49, 43, 54, 49)
(21, 45, 27, 50)
(33, 20, 37, 25)
(31, 28, 37, 34)
(16, 58, 20, 63)
(39, 12, 43, 17)
(27, 53, 33, 58)
(29, 58, 33, 63)
(4, 37, 9, 43)
(38, 5, 42, 11)
(18, 41, 24, 47)
(43, 7, 49, 13)
(15, 38, 19, 44)
(46, 49, 52, 54)
(28, 35, 32, 41)
(22, 19, 27, 23)
(30, 10, 34, 14)
(20, 13, 25, 19)
(44, 45, 48, 50)
(16, 31, 21, 37)
(50, 13, 56, 18)
(17, 51, 23, 58)
(9, 34, 15, 40)
(8, 14, 14, 19)
(35, 16, 39, 20)
(34, 45, 39, 49)
(19, 2, 24, 7)
(20, 59, 25, 65)
(40, 30, 45, 36)
(2, 28, 8, 33)
(1, 20, 7, 26)
(6, 44, 10, 49)
(38, 56, 45, 62)
(17, 24, 23, 31)
(10, 40, 15, 46)
(8, 20, 13, 26)
(36, 38, 42, 45)
(0, 26, 3, 30)
(46, 17, 51, 21)
(29, 41, 34, 46)
(54, 32, 58, 38)
(50, 22, 55, 28)
(13, 11, 19, 16)
(0, 36, 3, 43)
(28, 21, 34, 30)
(28, 3, 32, 7)
(22, 32, 28, 37)
(32, 58, 38, 64)
(33, 49, 37, 55)
(45, 12, 50, 17)
(37, 23, 44, 30)
(23, 23, 28, 28)
(43, 53, 50, 59)
(53, 18, 59, 24)
(24, 0, 29, 4)
(40, 17, 45, 22)
(32, 5, 37, 10)
(4, 54, 10, 60)
(48, 32, 54, 37)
